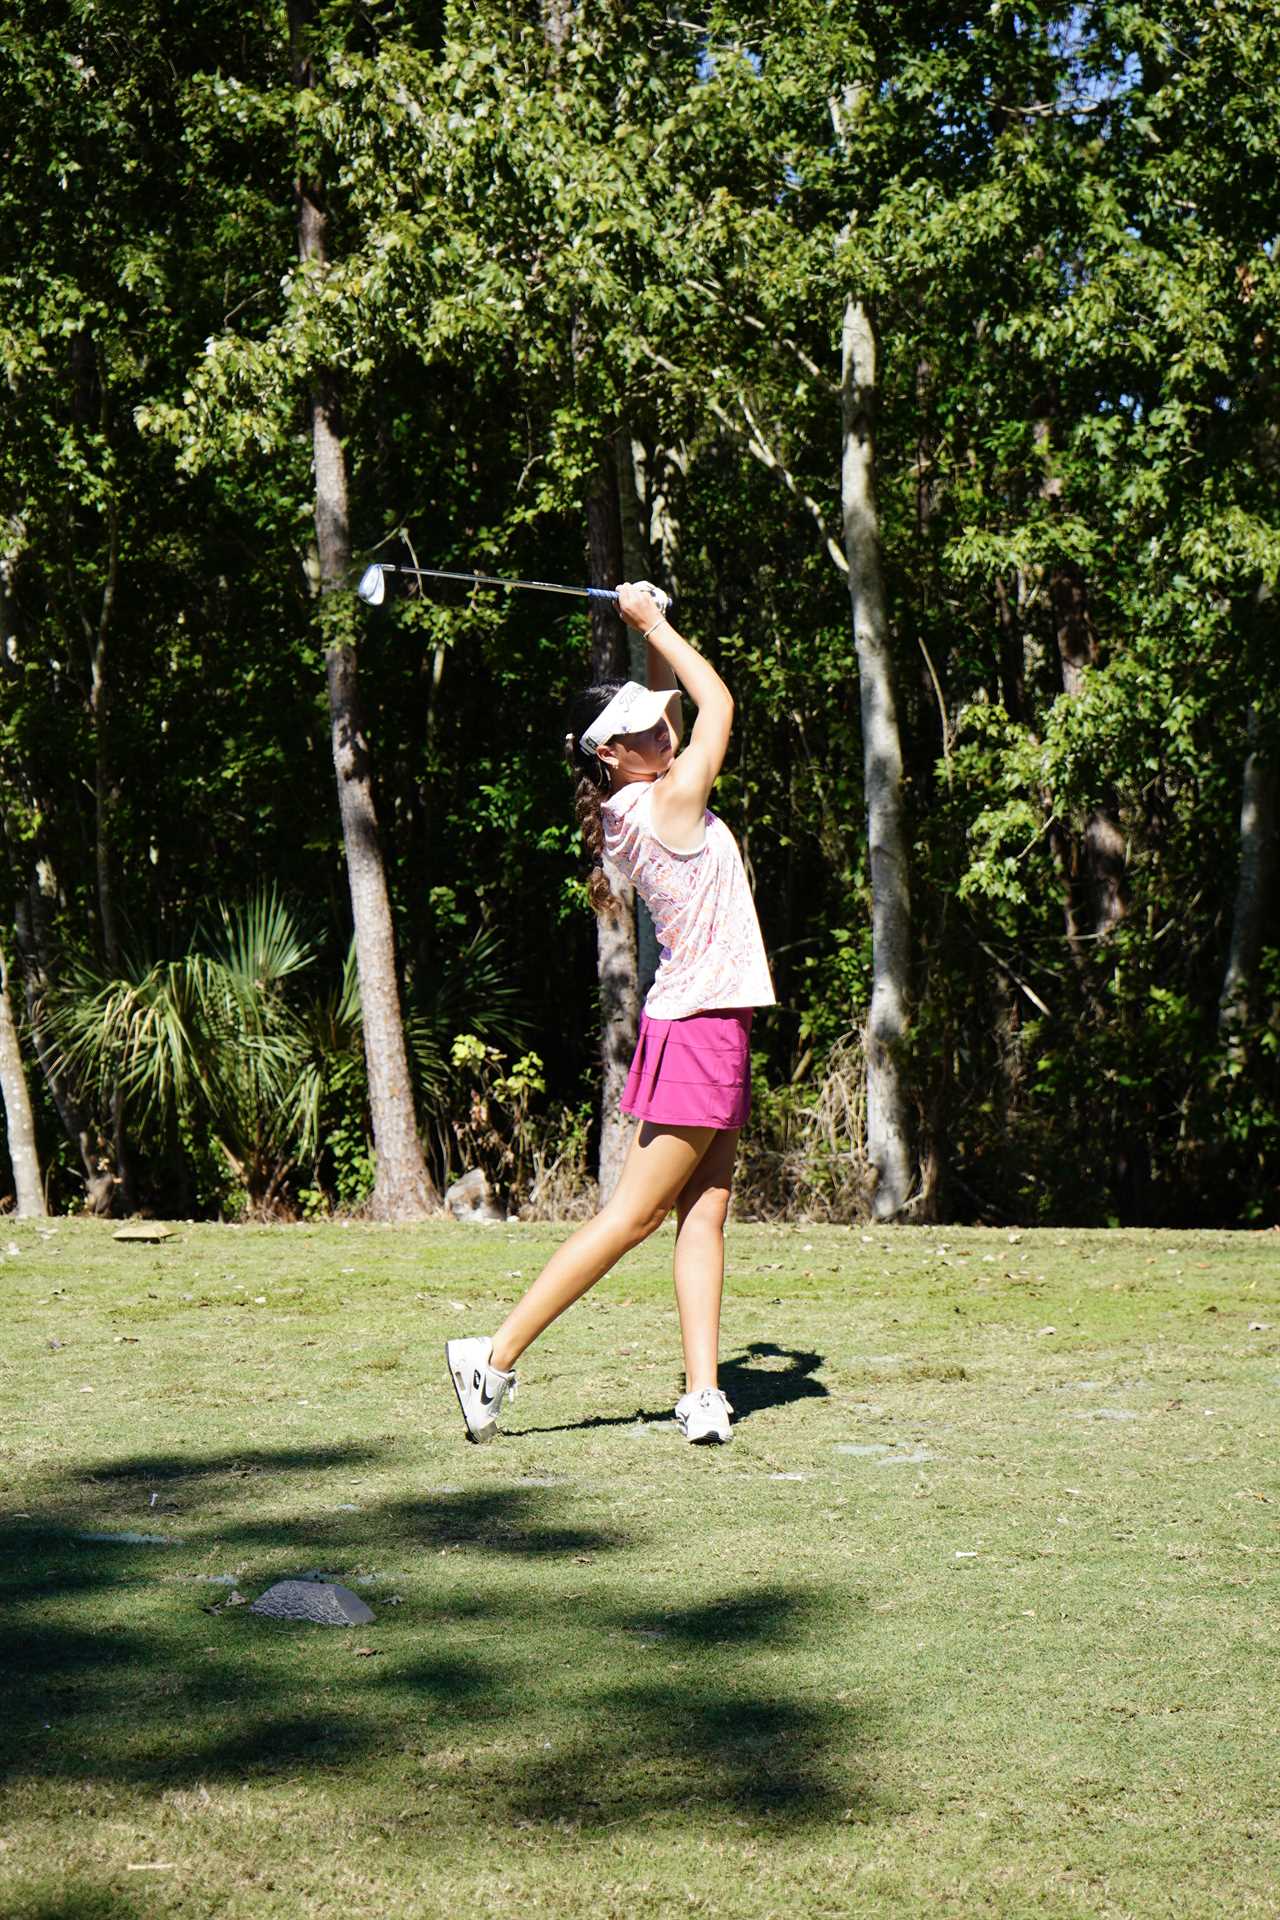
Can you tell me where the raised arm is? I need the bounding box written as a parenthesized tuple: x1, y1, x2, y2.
(615, 582, 733, 849)
(632, 586, 682, 746)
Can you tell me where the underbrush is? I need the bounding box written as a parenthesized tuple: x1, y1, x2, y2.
(735, 1032, 874, 1222)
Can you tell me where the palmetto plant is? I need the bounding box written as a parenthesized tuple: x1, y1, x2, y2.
(52, 896, 530, 1216)
(53, 890, 319, 1213)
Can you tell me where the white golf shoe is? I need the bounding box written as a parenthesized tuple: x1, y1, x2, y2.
(674, 1386, 734, 1445)
(445, 1336, 517, 1444)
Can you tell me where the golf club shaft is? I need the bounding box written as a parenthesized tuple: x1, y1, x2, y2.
(384, 565, 617, 603)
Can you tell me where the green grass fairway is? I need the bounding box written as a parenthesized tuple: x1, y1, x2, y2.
(2, 1220, 1277, 1918)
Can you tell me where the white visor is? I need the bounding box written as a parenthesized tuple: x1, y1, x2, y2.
(580, 682, 678, 756)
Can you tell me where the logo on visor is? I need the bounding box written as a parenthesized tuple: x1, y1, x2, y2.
(581, 682, 671, 756)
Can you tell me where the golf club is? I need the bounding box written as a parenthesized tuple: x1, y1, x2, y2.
(356, 561, 670, 617)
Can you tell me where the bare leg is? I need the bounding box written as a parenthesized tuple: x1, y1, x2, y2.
(672, 1127, 741, 1392)
(489, 1121, 716, 1371)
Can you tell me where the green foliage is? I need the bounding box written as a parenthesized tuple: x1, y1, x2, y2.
(1, 1, 1277, 1225)
(445, 1034, 549, 1206)
(51, 890, 323, 1213)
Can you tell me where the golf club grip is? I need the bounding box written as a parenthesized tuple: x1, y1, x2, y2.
(591, 582, 671, 615)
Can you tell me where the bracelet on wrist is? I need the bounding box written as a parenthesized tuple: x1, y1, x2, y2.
(641, 617, 666, 639)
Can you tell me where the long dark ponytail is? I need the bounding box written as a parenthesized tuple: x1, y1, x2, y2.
(565, 680, 625, 917)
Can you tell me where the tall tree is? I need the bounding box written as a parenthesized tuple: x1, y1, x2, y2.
(584, 444, 640, 1197)
(0, 926, 45, 1216)
(632, 24, 920, 1214)
(287, 0, 434, 1219)
(1219, 703, 1278, 1055)
(616, 430, 666, 998)
(839, 293, 913, 1217)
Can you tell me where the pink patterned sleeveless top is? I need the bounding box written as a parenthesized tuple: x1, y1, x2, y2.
(600, 780, 776, 1020)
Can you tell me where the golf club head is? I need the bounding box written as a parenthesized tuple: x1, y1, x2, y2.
(356, 563, 390, 607)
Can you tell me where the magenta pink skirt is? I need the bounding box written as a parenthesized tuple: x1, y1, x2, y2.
(620, 1007, 754, 1131)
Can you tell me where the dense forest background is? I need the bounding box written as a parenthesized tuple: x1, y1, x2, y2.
(1, 1, 1276, 1227)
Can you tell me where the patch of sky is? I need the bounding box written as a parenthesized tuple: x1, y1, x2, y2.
(1099, 393, 1144, 421)
(697, 44, 762, 84)
(1036, 9, 1145, 123)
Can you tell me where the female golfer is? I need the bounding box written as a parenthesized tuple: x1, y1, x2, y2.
(447, 582, 774, 1445)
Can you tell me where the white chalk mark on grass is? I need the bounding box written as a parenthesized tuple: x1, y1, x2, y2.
(837, 1442, 934, 1465)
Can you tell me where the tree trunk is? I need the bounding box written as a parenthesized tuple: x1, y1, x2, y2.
(1038, 415, 1128, 952)
(615, 431, 662, 999)
(13, 877, 114, 1212)
(993, 572, 1026, 722)
(539, 16, 641, 1199)
(586, 440, 639, 1198)
(291, 1, 434, 1219)
(1219, 704, 1278, 1054)
(323, 624, 436, 1218)
(1051, 556, 1095, 699)
(88, 504, 124, 974)
(841, 297, 913, 1219)
(0, 926, 46, 1216)
(85, 501, 136, 1211)
(71, 320, 133, 1207)
(1053, 585, 1127, 945)
(1, 557, 116, 1214)
(1082, 801, 1127, 935)
(539, 0, 572, 54)
(586, 436, 628, 672)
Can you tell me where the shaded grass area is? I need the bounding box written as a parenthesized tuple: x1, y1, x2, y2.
(1, 1219, 1277, 1918)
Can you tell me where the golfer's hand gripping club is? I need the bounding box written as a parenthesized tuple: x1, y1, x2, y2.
(612, 580, 670, 618)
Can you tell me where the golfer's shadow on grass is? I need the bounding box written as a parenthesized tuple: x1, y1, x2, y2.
(506, 1341, 827, 1436)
